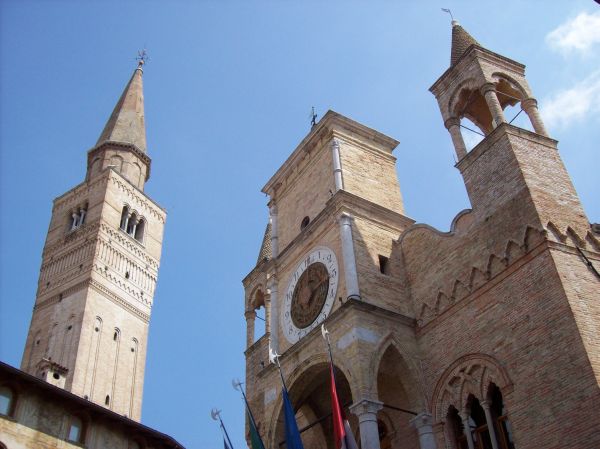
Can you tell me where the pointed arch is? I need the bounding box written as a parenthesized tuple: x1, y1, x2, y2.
(431, 353, 512, 423)
(369, 334, 424, 411)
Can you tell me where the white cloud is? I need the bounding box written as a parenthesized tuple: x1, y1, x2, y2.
(546, 11, 600, 55)
(541, 70, 600, 129)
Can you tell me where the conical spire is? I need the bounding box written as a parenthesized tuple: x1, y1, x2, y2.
(450, 20, 480, 66)
(96, 62, 147, 152)
(256, 222, 272, 264)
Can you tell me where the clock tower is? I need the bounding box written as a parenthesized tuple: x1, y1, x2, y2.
(20, 61, 166, 421)
(243, 111, 418, 449)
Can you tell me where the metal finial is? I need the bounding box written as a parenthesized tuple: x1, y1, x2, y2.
(309, 107, 318, 128)
(441, 8, 455, 22)
(232, 378, 243, 391)
(136, 49, 149, 68)
(210, 408, 221, 421)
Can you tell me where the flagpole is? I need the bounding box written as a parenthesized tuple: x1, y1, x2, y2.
(233, 379, 267, 449)
(269, 346, 289, 391)
(211, 408, 235, 449)
(321, 324, 338, 384)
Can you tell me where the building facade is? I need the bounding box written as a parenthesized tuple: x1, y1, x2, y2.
(243, 22, 600, 449)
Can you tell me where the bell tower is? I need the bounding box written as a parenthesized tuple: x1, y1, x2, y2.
(20, 60, 166, 421)
(429, 20, 588, 236)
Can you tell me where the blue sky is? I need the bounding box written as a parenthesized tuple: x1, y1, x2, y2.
(1, 1, 598, 448)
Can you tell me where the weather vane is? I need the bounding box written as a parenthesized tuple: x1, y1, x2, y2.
(136, 49, 149, 67)
(441, 8, 454, 21)
(310, 106, 318, 128)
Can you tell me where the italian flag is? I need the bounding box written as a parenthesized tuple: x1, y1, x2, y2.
(329, 362, 359, 449)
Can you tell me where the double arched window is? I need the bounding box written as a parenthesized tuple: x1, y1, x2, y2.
(447, 384, 515, 449)
(68, 203, 88, 231)
(120, 206, 145, 242)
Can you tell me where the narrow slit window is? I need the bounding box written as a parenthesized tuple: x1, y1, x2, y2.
(378, 255, 389, 275)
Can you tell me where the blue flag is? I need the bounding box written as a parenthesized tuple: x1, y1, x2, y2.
(282, 386, 305, 449)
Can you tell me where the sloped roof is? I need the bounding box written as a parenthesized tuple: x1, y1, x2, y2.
(256, 222, 272, 264)
(450, 21, 480, 66)
(96, 63, 147, 152)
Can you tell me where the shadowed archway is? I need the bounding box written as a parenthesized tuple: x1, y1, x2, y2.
(271, 362, 356, 449)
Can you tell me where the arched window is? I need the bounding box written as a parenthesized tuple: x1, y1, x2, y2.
(120, 206, 130, 230)
(68, 203, 88, 231)
(67, 415, 86, 444)
(134, 219, 145, 242)
(447, 387, 515, 449)
(489, 384, 515, 449)
(0, 386, 16, 417)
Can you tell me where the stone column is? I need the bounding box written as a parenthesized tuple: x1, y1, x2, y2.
(245, 310, 256, 348)
(78, 207, 87, 227)
(411, 412, 437, 449)
(267, 276, 279, 352)
(339, 213, 359, 299)
(521, 97, 549, 136)
(264, 293, 271, 335)
(269, 203, 279, 258)
(444, 117, 468, 160)
(331, 138, 344, 191)
(350, 399, 383, 449)
(459, 411, 475, 449)
(481, 83, 506, 128)
(70, 211, 79, 230)
(130, 218, 138, 236)
(481, 400, 499, 449)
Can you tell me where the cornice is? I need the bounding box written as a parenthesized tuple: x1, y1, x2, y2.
(262, 110, 398, 197)
(109, 172, 166, 223)
(88, 140, 151, 181)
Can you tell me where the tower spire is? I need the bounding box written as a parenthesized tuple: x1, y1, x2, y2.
(96, 61, 147, 152)
(450, 20, 480, 66)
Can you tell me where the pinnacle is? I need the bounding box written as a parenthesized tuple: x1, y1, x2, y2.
(450, 21, 480, 66)
(96, 66, 147, 152)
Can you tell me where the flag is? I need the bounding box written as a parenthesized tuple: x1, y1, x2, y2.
(248, 410, 266, 449)
(329, 363, 359, 449)
(282, 386, 305, 449)
(223, 436, 232, 449)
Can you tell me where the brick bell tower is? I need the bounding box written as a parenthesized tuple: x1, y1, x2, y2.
(20, 59, 166, 421)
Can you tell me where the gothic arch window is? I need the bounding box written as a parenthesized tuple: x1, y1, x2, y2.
(0, 386, 16, 417)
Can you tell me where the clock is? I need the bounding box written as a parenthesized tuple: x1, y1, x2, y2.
(282, 247, 339, 343)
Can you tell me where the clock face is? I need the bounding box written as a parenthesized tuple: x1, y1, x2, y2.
(283, 247, 339, 343)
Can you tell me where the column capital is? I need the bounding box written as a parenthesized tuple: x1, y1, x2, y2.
(350, 398, 383, 419)
(339, 212, 354, 225)
(411, 411, 434, 429)
(480, 82, 497, 95)
(444, 117, 461, 130)
(331, 137, 341, 149)
(480, 399, 491, 410)
(521, 97, 538, 110)
(267, 275, 278, 290)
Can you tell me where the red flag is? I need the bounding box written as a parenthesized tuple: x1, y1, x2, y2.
(329, 363, 359, 449)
